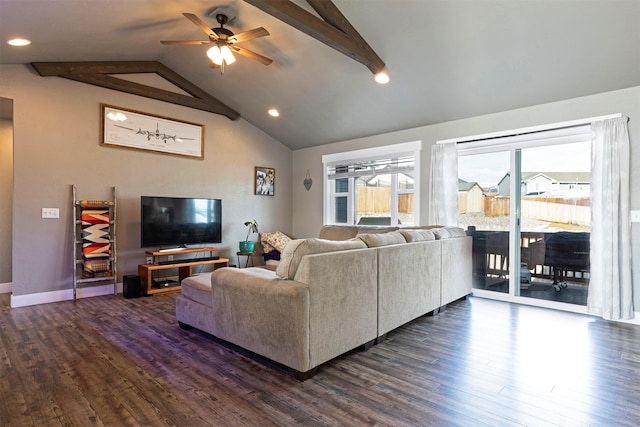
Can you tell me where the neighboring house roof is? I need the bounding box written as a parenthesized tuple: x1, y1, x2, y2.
(496, 172, 590, 186)
(458, 179, 482, 192)
(522, 172, 590, 184)
(497, 172, 510, 185)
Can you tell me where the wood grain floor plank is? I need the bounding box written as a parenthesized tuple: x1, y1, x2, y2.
(2, 292, 640, 426)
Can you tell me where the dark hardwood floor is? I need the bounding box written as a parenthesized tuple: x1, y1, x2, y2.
(1, 291, 639, 426)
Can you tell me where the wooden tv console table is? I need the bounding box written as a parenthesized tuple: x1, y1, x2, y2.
(138, 247, 229, 295)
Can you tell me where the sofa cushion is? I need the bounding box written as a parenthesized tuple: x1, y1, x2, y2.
(318, 225, 359, 240)
(355, 226, 400, 235)
(399, 229, 436, 242)
(357, 231, 407, 247)
(433, 226, 467, 239)
(318, 225, 398, 241)
(401, 225, 443, 231)
(181, 273, 213, 307)
(276, 238, 367, 279)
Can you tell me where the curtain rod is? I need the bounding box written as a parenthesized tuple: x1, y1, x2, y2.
(437, 113, 624, 145)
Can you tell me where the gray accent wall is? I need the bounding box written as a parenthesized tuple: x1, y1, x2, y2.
(2, 60, 638, 310)
(0, 64, 292, 298)
(292, 86, 640, 310)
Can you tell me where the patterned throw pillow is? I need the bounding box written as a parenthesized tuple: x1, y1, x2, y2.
(259, 232, 276, 253)
(262, 231, 292, 253)
(260, 231, 292, 253)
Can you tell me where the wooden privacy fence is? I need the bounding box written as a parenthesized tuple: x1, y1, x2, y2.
(484, 196, 510, 217)
(484, 195, 590, 226)
(357, 187, 414, 215)
(522, 197, 590, 226)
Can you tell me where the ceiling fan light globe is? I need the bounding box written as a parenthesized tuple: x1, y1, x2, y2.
(220, 45, 236, 65)
(207, 45, 224, 65)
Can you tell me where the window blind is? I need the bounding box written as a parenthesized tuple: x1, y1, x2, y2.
(326, 155, 415, 180)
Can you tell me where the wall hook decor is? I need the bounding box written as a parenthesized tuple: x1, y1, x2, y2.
(303, 170, 313, 191)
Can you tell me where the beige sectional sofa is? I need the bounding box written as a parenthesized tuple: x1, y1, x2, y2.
(319, 225, 472, 338)
(175, 225, 471, 379)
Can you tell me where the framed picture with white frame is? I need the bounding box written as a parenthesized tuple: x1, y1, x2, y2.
(100, 104, 205, 159)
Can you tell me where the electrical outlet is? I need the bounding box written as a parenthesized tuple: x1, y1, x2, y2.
(631, 210, 640, 223)
(146, 256, 154, 264)
(42, 208, 59, 218)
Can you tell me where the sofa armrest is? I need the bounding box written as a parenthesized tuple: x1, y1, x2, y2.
(210, 268, 311, 371)
(293, 248, 378, 367)
(441, 236, 472, 305)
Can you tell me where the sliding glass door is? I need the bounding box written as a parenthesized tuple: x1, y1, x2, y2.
(518, 142, 591, 305)
(459, 151, 511, 294)
(458, 130, 591, 309)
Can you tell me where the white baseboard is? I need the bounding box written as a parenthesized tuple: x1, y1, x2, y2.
(10, 282, 122, 308)
(618, 313, 640, 325)
(0, 282, 12, 294)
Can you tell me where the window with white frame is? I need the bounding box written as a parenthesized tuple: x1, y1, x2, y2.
(323, 141, 421, 226)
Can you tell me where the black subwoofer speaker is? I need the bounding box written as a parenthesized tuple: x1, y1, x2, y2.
(123, 275, 141, 299)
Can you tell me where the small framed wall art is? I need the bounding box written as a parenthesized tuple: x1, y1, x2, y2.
(255, 166, 275, 196)
(100, 104, 205, 159)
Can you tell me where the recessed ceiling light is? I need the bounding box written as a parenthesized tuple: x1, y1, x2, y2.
(8, 38, 31, 47)
(374, 70, 390, 85)
(268, 108, 280, 118)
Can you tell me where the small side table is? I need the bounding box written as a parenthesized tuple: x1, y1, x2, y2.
(236, 251, 256, 268)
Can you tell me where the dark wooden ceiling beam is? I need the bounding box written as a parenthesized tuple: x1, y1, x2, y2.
(67, 74, 238, 117)
(30, 61, 161, 76)
(305, 0, 378, 61)
(31, 61, 240, 120)
(243, 0, 386, 75)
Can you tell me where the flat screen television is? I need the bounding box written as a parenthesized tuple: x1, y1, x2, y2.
(141, 196, 222, 248)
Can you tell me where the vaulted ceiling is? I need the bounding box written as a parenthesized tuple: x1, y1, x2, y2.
(1, 0, 639, 150)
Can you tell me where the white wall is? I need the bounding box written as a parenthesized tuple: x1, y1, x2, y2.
(292, 86, 640, 308)
(0, 109, 13, 285)
(0, 64, 292, 300)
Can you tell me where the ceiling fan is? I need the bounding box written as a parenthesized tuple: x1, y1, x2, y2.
(161, 13, 273, 70)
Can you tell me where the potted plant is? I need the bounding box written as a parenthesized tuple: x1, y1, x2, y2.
(240, 219, 259, 253)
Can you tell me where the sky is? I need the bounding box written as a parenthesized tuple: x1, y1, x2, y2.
(458, 141, 591, 188)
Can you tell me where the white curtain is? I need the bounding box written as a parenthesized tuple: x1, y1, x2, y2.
(428, 142, 459, 226)
(588, 117, 634, 320)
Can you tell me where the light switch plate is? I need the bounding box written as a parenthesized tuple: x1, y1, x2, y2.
(631, 210, 640, 223)
(42, 208, 59, 218)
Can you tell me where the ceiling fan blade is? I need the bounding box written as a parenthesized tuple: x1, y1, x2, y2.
(182, 12, 218, 40)
(230, 46, 273, 66)
(161, 40, 210, 45)
(229, 27, 269, 44)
